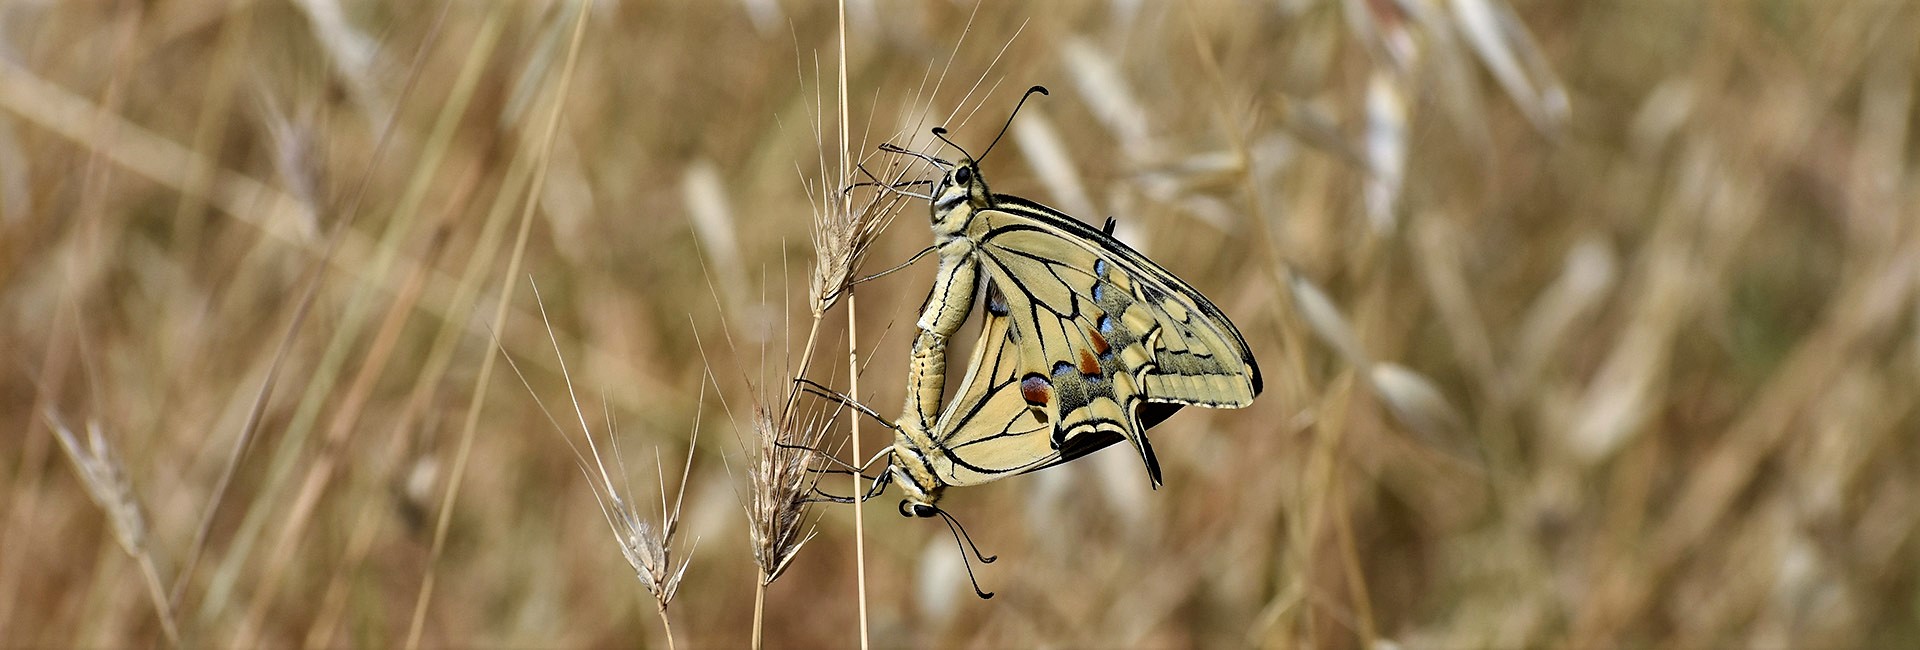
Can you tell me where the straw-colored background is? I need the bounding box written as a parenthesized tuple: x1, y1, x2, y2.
(4, 1, 1917, 647)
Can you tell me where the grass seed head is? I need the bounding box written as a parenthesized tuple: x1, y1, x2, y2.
(807, 154, 915, 315)
(591, 435, 696, 611)
(45, 411, 148, 555)
(746, 403, 826, 585)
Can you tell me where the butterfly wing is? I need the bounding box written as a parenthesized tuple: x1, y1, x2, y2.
(965, 195, 1262, 486)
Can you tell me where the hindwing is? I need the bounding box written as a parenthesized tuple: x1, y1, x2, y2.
(924, 282, 1132, 487)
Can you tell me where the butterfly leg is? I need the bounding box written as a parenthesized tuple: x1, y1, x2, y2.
(804, 471, 893, 504)
(801, 465, 884, 482)
(803, 487, 858, 505)
(777, 440, 890, 475)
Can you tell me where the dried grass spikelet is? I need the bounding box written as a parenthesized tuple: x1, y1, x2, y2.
(587, 431, 697, 610)
(1369, 362, 1467, 440)
(745, 402, 826, 585)
(1287, 272, 1468, 440)
(1288, 270, 1370, 367)
(1448, 0, 1570, 133)
(503, 282, 697, 637)
(806, 149, 915, 316)
(44, 410, 181, 645)
(1364, 71, 1409, 232)
(46, 411, 148, 555)
(565, 395, 698, 618)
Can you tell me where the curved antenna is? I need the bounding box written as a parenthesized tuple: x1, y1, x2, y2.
(936, 508, 997, 564)
(929, 126, 972, 162)
(935, 507, 998, 599)
(978, 85, 1049, 163)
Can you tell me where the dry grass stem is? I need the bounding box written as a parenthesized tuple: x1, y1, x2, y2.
(404, 3, 592, 648)
(834, 5, 872, 647)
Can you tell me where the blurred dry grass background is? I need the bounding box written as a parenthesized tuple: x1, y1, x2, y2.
(4, 0, 1919, 647)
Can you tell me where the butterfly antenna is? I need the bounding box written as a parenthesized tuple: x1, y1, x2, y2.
(842, 179, 935, 200)
(936, 508, 997, 564)
(935, 508, 997, 599)
(929, 126, 973, 163)
(978, 85, 1049, 163)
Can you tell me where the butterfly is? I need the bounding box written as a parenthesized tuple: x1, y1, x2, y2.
(861, 86, 1263, 520)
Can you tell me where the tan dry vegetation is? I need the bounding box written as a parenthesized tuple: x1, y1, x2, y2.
(3, 1, 1918, 647)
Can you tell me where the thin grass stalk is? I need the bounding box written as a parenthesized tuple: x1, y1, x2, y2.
(233, 11, 490, 643)
(1330, 444, 1377, 647)
(169, 0, 250, 255)
(175, 4, 454, 630)
(752, 581, 767, 650)
(309, 53, 521, 650)
(656, 601, 678, 650)
(780, 315, 825, 429)
(846, 291, 870, 649)
(832, 4, 872, 648)
(134, 548, 181, 647)
(402, 3, 592, 647)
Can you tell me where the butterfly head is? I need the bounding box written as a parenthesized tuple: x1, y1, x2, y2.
(922, 86, 1049, 240)
(900, 500, 938, 518)
(888, 453, 946, 517)
(929, 158, 990, 237)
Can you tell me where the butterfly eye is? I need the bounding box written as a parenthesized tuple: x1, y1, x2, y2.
(954, 166, 973, 185)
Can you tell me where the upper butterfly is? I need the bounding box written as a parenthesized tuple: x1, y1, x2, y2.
(880, 86, 1262, 519)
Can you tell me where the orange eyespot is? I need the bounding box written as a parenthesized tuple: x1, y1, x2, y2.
(1020, 374, 1051, 405)
(1078, 349, 1101, 377)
